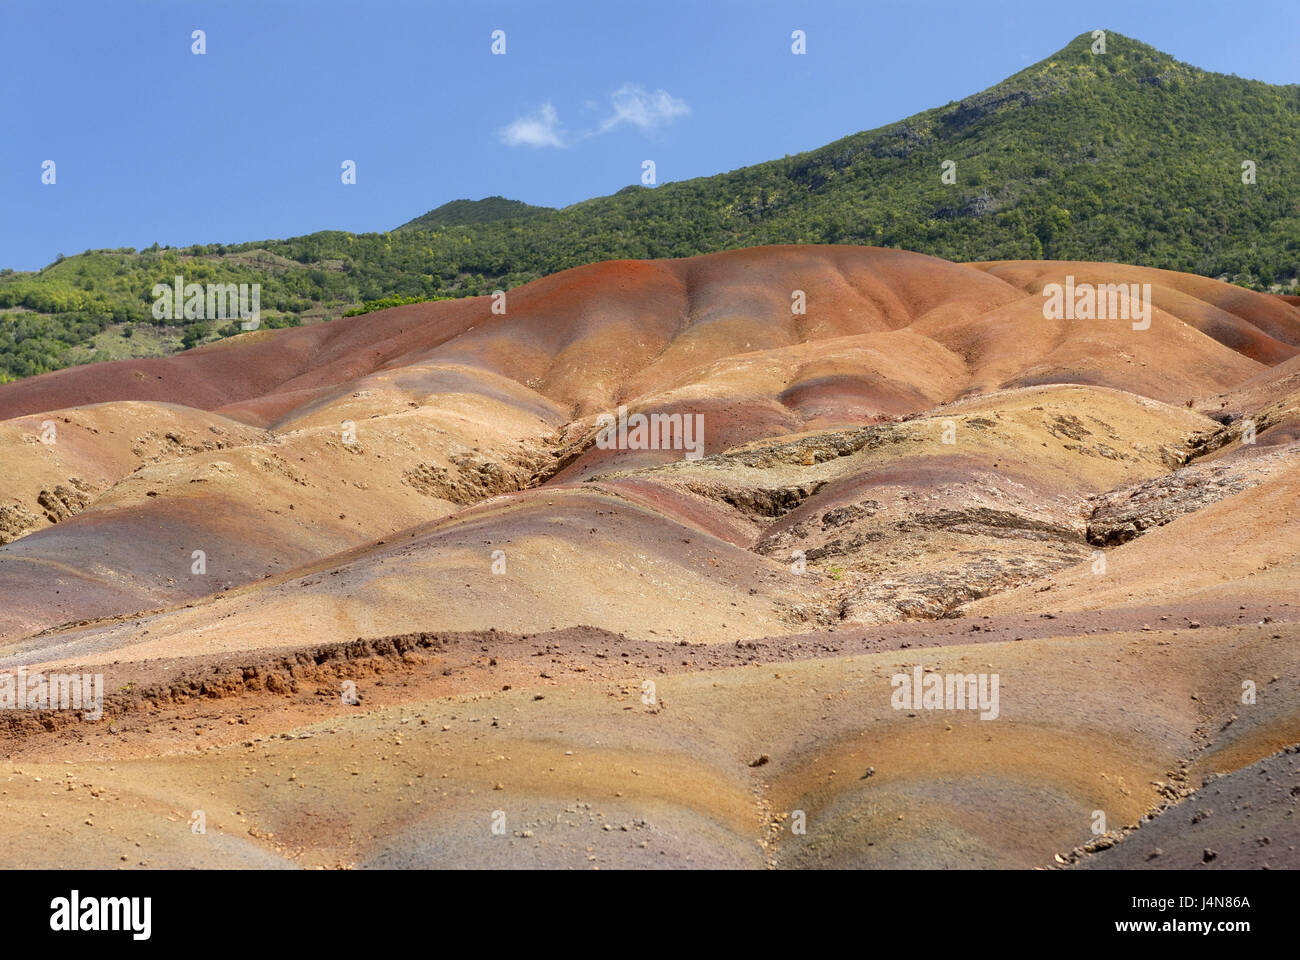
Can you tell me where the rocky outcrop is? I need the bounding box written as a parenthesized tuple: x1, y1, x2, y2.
(1086, 448, 1297, 545)
(35, 477, 95, 524)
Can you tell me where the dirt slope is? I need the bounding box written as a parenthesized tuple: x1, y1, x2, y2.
(1, 245, 1298, 869)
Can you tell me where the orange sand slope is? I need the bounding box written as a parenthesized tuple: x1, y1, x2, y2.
(2, 245, 1296, 655)
(1, 245, 1298, 870)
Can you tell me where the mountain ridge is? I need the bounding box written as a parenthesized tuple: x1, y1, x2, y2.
(2, 30, 1296, 381)
(395, 196, 555, 231)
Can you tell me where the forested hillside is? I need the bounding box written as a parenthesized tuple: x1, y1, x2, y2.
(3, 31, 1296, 381)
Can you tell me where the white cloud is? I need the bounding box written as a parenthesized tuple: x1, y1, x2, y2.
(499, 85, 690, 150)
(499, 102, 566, 148)
(598, 84, 691, 133)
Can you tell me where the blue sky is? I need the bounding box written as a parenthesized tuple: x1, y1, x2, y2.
(2, 0, 1296, 270)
